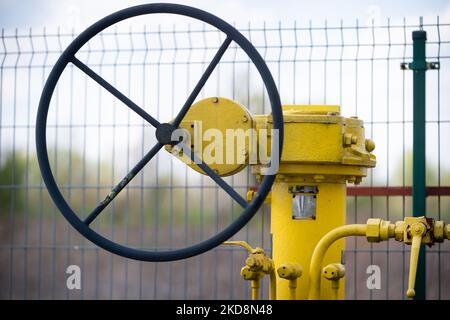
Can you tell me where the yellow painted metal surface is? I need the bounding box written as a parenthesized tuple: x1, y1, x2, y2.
(187, 101, 377, 300)
(308, 224, 367, 299)
(223, 241, 277, 300)
(252, 105, 376, 177)
(322, 263, 346, 300)
(252, 104, 376, 300)
(166, 97, 450, 300)
(165, 97, 254, 176)
(271, 180, 347, 299)
(306, 217, 449, 299)
(277, 263, 303, 300)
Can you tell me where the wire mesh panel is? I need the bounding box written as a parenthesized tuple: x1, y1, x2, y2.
(0, 16, 449, 299)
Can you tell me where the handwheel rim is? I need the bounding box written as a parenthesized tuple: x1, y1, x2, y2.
(36, 3, 283, 262)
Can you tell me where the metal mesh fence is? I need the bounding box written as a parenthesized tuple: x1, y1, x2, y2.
(1, 16, 449, 299)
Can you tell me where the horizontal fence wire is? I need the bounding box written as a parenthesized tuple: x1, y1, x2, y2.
(0, 16, 449, 300)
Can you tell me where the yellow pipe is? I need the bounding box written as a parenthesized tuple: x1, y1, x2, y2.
(289, 279, 297, 300)
(251, 288, 259, 300)
(225, 241, 277, 300)
(269, 271, 277, 300)
(277, 263, 302, 300)
(223, 241, 254, 254)
(271, 181, 347, 299)
(308, 224, 367, 300)
(251, 278, 261, 300)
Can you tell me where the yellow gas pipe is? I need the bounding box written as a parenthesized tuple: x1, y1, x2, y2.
(170, 98, 450, 299)
(240, 266, 261, 300)
(308, 217, 450, 300)
(252, 105, 376, 299)
(308, 224, 367, 300)
(322, 263, 346, 300)
(277, 263, 303, 300)
(223, 241, 277, 300)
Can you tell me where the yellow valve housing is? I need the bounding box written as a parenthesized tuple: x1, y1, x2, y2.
(173, 99, 376, 300)
(252, 105, 376, 300)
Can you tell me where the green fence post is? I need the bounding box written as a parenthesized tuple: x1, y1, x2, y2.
(411, 30, 427, 301)
(401, 28, 439, 300)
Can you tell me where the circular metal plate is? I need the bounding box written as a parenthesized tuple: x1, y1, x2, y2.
(166, 97, 253, 176)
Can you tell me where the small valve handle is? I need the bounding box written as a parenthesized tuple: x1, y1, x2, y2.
(223, 241, 255, 254)
(406, 222, 427, 298)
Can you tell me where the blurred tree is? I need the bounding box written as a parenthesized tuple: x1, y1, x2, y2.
(0, 152, 25, 215)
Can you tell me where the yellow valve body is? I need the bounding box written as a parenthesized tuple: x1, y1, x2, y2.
(271, 180, 346, 299)
(174, 100, 376, 300)
(254, 105, 376, 300)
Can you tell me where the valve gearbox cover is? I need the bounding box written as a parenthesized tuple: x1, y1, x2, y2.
(165, 97, 254, 177)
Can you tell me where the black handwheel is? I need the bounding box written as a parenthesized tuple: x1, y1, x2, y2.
(36, 3, 283, 262)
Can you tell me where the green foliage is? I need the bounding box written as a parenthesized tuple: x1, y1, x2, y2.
(0, 152, 25, 215)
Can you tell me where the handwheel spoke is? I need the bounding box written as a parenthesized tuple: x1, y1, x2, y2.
(180, 143, 248, 208)
(84, 142, 164, 225)
(71, 56, 160, 128)
(172, 37, 232, 127)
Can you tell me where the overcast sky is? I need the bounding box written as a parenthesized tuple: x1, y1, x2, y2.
(1, 0, 449, 31)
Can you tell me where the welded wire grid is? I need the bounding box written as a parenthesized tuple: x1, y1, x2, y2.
(1, 16, 449, 300)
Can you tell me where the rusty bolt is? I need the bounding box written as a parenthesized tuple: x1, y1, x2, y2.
(212, 97, 219, 103)
(242, 115, 248, 123)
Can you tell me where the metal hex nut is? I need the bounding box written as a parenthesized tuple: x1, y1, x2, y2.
(433, 220, 444, 242)
(379, 220, 395, 241)
(366, 218, 382, 243)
